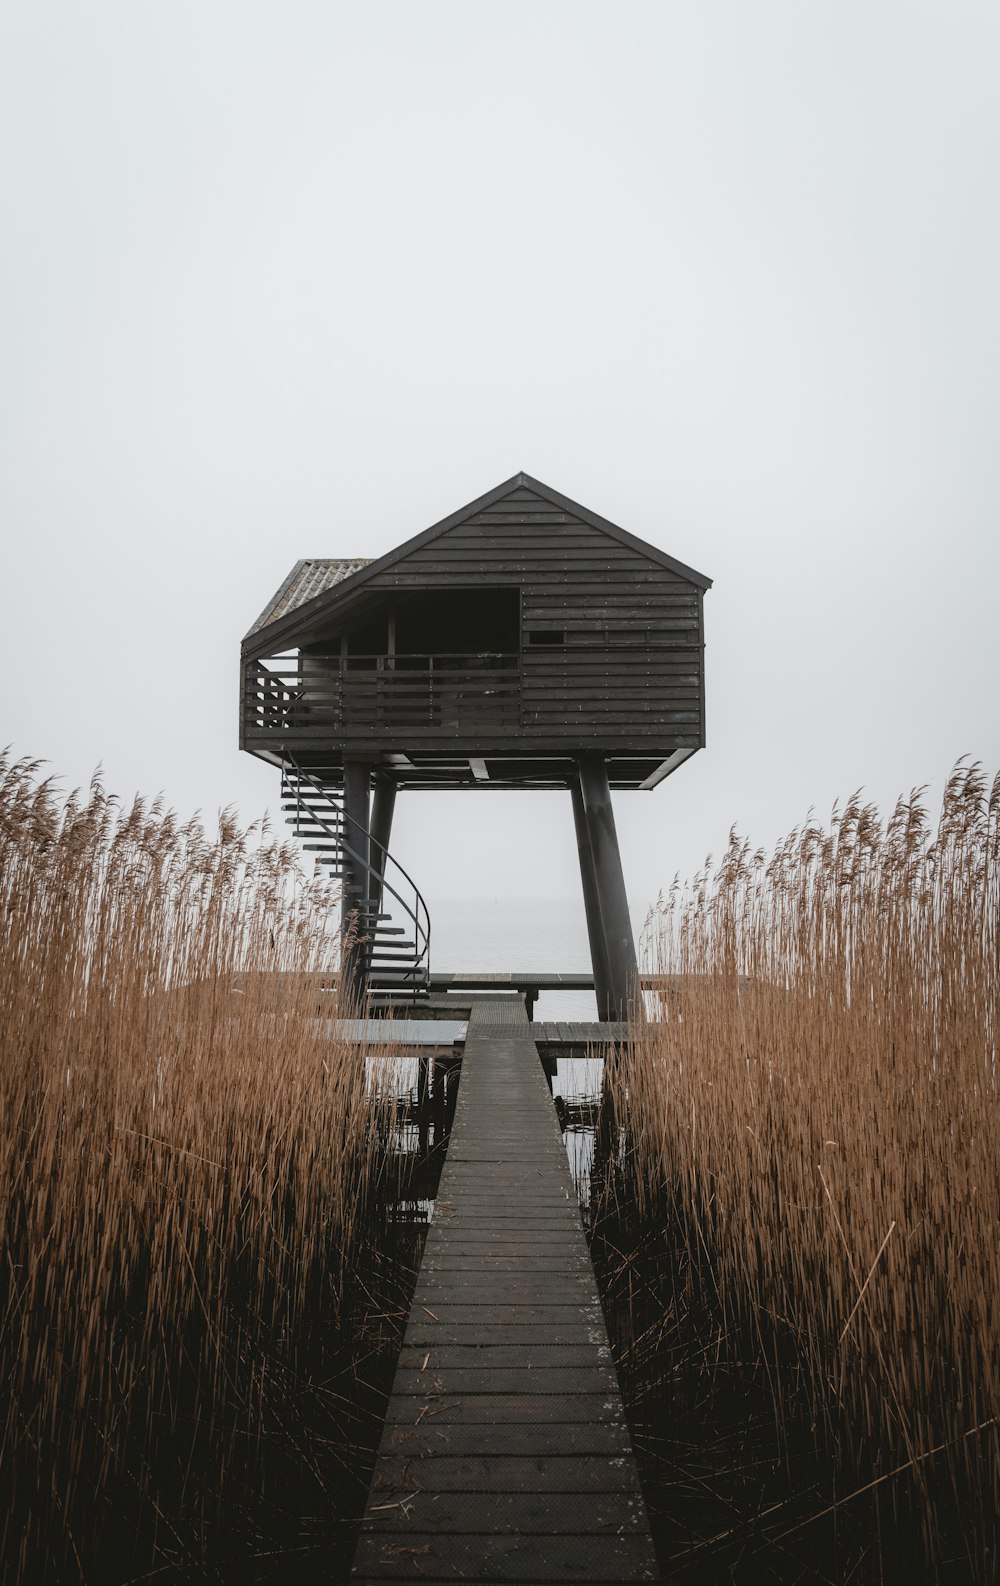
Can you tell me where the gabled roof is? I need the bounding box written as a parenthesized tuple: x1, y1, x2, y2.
(243, 472, 712, 655)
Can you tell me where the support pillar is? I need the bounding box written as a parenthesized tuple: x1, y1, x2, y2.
(576, 754, 639, 1022)
(417, 1057, 430, 1157)
(431, 1058, 446, 1149)
(368, 774, 397, 913)
(341, 761, 370, 1005)
(572, 780, 614, 1020)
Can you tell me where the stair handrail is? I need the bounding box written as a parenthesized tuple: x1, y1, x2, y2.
(282, 756, 431, 994)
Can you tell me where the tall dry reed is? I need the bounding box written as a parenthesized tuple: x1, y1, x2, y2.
(0, 753, 402, 1582)
(602, 762, 1000, 1580)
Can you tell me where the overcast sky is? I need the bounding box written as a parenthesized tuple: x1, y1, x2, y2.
(2, 1, 998, 910)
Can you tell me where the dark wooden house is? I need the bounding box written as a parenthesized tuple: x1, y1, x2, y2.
(240, 473, 711, 1015)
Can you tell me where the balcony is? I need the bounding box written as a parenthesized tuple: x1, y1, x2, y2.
(244, 652, 522, 742)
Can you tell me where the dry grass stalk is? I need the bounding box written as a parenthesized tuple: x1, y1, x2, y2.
(0, 753, 402, 1580)
(611, 761, 1000, 1576)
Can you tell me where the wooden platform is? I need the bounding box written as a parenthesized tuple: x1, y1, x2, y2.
(530, 1022, 628, 1046)
(328, 1018, 468, 1049)
(429, 973, 684, 993)
(469, 1022, 628, 1045)
(350, 996, 658, 1584)
(428, 970, 682, 1019)
(430, 971, 598, 992)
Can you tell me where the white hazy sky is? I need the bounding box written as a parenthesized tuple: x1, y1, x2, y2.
(2, 1, 998, 907)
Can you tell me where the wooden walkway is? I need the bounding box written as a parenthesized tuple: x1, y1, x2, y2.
(529, 1022, 628, 1046)
(351, 997, 658, 1584)
(328, 1019, 469, 1049)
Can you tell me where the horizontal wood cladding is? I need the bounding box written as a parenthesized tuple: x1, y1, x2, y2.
(526, 624, 696, 637)
(365, 508, 695, 591)
(523, 663, 700, 687)
(523, 661, 699, 679)
(369, 555, 680, 571)
(524, 589, 698, 604)
(368, 565, 675, 584)
(244, 487, 706, 758)
(522, 690, 700, 707)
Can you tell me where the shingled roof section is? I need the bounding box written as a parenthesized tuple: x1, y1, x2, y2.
(245, 557, 373, 638)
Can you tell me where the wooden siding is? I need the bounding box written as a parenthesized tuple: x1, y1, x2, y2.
(362, 486, 704, 746)
(241, 483, 707, 775)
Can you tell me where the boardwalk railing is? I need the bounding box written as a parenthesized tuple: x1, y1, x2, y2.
(244, 652, 521, 740)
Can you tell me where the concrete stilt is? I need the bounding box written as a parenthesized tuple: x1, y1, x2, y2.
(341, 761, 371, 1004)
(571, 780, 614, 1021)
(576, 754, 639, 1022)
(368, 774, 397, 912)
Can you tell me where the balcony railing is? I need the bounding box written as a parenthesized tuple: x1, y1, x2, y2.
(244, 652, 521, 738)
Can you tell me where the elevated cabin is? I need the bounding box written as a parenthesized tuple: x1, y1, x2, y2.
(242, 473, 709, 790)
(240, 473, 711, 1015)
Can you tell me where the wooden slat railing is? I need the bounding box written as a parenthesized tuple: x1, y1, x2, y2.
(244, 652, 521, 737)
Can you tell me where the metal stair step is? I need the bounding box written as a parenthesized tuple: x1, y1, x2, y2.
(281, 763, 430, 997)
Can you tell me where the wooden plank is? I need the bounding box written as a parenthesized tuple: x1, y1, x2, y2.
(371, 1453, 640, 1494)
(350, 1003, 656, 1581)
(523, 657, 700, 672)
(383, 1419, 631, 1456)
(382, 1391, 625, 1426)
(429, 1234, 585, 1251)
(430, 1215, 584, 1229)
(529, 1021, 629, 1043)
(352, 1530, 657, 1581)
(397, 1344, 610, 1368)
(401, 1323, 606, 1347)
(390, 1365, 617, 1394)
(429, 972, 595, 990)
(400, 1304, 604, 1325)
(432, 1206, 583, 1220)
(428, 1236, 590, 1253)
(411, 1279, 594, 1303)
(360, 1487, 646, 1533)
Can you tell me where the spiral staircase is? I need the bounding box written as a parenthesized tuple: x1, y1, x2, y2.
(281, 757, 430, 1001)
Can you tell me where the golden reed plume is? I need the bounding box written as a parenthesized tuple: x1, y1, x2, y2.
(0, 753, 402, 1581)
(605, 762, 1000, 1577)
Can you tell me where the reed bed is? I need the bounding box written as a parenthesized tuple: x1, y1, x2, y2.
(595, 762, 1000, 1582)
(0, 753, 413, 1583)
